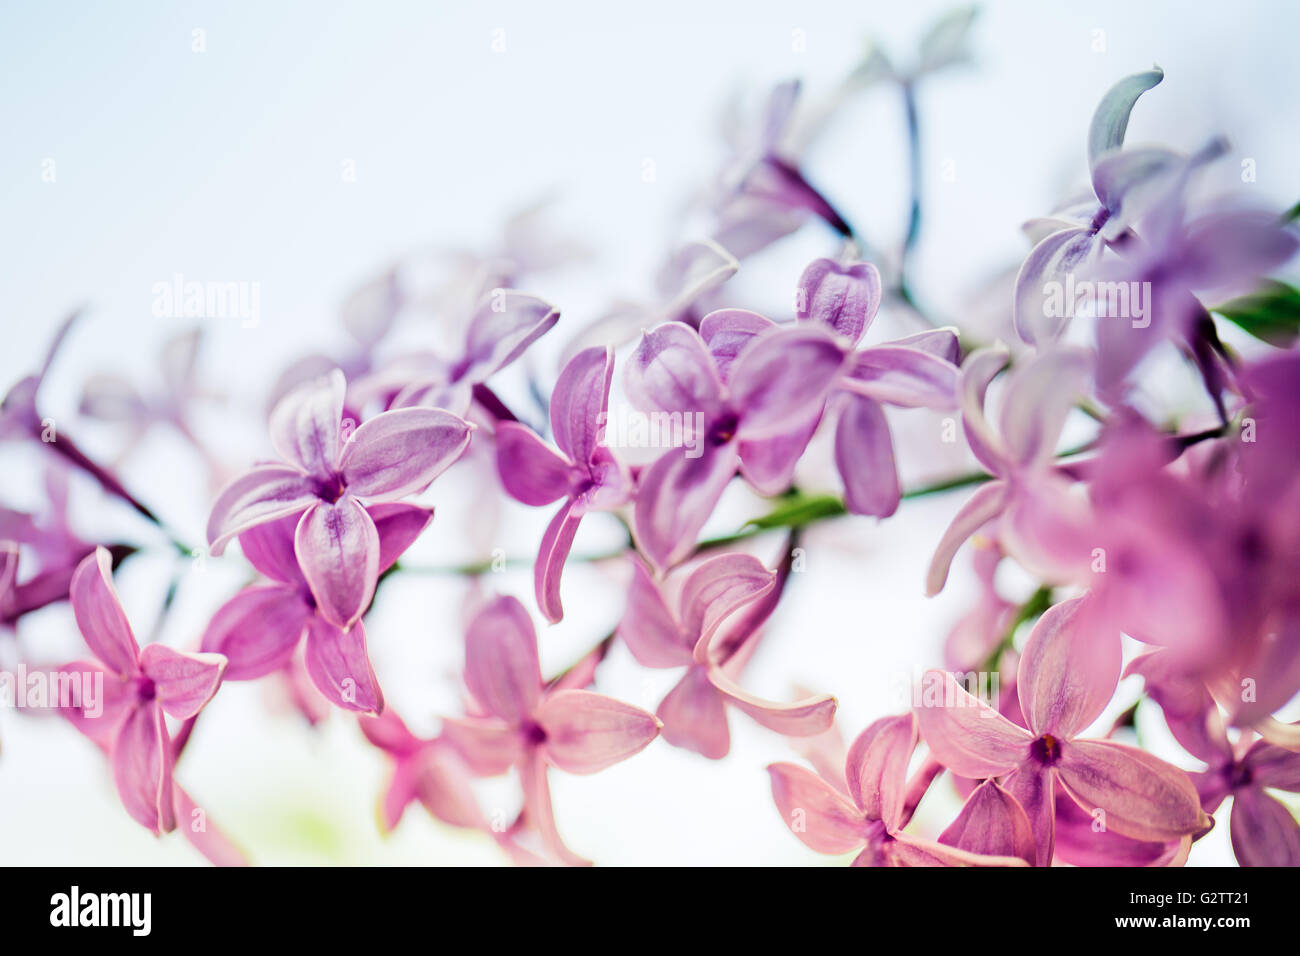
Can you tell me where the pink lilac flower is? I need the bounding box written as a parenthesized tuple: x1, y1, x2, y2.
(926, 345, 1093, 596)
(200, 504, 433, 713)
(206, 369, 470, 629)
(60, 547, 227, 834)
(626, 321, 846, 569)
(495, 346, 631, 622)
(914, 595, 1209, 866)
(439, 595, 661, 865)
(769, 713, 1031, 866)
(618, 553, 835, 759)
(1128, 647, 1300, 865)
(699, 257, 961, 515)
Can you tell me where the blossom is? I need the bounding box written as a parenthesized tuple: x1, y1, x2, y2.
(702, 257, 961, 516)
(618, 553, 835, 759)
(1012, 67, 1179, 344)
(626, 320, 846, 569)
(914, 595, 1209, 865)
(926, 345, 1093, 595)
(495, 346, 631, 622)
(361, 288, 559, 414)
(769, 713, 1031, 866)
(440, 595, 661, 865)
(206, 369, 470, 628)
(61, 548, 228, 834)
(200, 504, 432, 713)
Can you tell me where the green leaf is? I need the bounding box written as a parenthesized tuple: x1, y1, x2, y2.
(745, 492, 846, 530)
(1213, 280, 1300, 347)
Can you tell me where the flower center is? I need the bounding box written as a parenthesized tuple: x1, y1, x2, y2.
(709, 412, 740, 446)
(314, 472, 348, 503)
(522, 721, 548, 746)
(136, 676, 157, 702)
(1030, 734, 1062, 766)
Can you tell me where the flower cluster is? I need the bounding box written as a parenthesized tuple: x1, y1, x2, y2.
(2, 9, 1298, 866)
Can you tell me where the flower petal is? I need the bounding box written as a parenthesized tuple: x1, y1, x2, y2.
(912, 668, 1031, 778)
(842, 346, 959, 410)
(339, 407, 471, 501)
(199, 585, 310, 680)
(138, 644, 227, 720)
(657, 666, 732, 759)
(237, 513, 305, 585)
(618, 558, 692, 668)
(537, 689, 660, 774)
(738, 414, 819, 496)
(1011, 227, 1098, 346)
(440, 716, 523, 775)
(1229, 787, 1300, 867)
(460, 291, 560, 382)
(1056, 738, 1209, 842)
(520, 749, 591, 866)
(679, 553, 777, 658)
(887, 831, 1030, 867)
(463, 594, 541, 723)
(535, 498, 585, 624)
(206, 465, 317, 556)
(303, 616, 384, 715)
(550, 346, 614, 468)
(957, 347, 1010, 474)
(110, 702, 175, 834)
(632, 442, 739, 570)
(495, 421, 574, 506)
(731, 326, 845, 439)
(834, 394, 900, 517)
(1004, 764, 1056, 866)
(368, 502, 436, 572)
(294, 499, 380, 629)
(845, 714, 917, 828)
(708, 667, 836, 737)
(1087, 67, 1164, 178)
(796, 258, 883, 344)
(268, 368, 345, 476)
(767, 762, 867, 854)
(924, 480, 1010, 597)
(699, 308, 777, 382)
(998, 347, 1092, 469)
(58, 661, 135, 746)
(939, 779, 1036, 865)
(624, 323, 724, 416)
(1016, 595, 1120, 738)
(70, 548, 140, 676)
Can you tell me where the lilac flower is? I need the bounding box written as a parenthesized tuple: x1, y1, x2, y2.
(495, 346, 630, 622)
(618, 553, 835, 759)
(61, 548, 227, 834)
(701, 257, 961, 515)
(361, 289, 559, 414)
(1012, 67, 1179, 344)
(200, 504, 432, 713)
(440, 595, 661, 866)
(926, 345, 1093, 596)
(626, 321, 846, 569)
(206, 369, 470, 629)
(769, 713, 1031, 866)
(915, 596, 1209, 865)
(710, 80, 854, 251)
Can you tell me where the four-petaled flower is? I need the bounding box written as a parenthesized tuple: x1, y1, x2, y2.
(619, 552, 835, 759)
(61, 548, 228, 834)
(207, 369, 471, 629)
(440, 594, 661, 865)
(769, 713, 1032, 866)
(495, 346, 631, 622)
(914, 595, 1210, 866)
